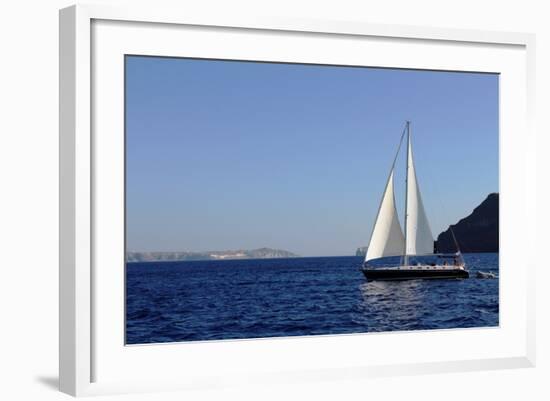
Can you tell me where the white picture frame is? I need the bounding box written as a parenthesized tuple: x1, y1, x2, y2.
(59, 4, 536, 397)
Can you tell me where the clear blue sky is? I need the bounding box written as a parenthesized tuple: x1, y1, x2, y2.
(126, 56, 498, 256)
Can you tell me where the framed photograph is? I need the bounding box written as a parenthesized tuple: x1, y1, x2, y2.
(59, 4, 536, 396)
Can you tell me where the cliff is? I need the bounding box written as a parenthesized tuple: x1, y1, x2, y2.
(435, 193, 499, 253)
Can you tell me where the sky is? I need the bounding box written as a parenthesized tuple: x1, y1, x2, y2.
(125, 56, 499, 256)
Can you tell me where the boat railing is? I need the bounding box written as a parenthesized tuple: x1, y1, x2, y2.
(364, 253, 463, 269)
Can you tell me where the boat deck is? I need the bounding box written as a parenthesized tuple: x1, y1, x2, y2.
(384, 265, 465, 271)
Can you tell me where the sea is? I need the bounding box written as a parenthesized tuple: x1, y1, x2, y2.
(126, 253, 499, 344)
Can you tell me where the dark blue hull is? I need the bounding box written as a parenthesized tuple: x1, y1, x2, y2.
(362, 267, 469, 281)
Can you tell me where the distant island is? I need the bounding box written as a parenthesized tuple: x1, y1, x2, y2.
(126, 247, 300, 262)
(355, 193, 499, 256)
(355, 246, 368, 257)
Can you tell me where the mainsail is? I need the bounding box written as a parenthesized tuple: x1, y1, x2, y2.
(405, 133, 434, 256)
(365, 170, 405, 262)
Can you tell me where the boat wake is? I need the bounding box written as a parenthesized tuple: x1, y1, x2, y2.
(475, 271, 498, 279)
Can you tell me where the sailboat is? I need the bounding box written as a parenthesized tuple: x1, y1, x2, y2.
(362, 121, 469, 281)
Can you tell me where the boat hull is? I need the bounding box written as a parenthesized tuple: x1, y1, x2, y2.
(362, 267, 469, 281)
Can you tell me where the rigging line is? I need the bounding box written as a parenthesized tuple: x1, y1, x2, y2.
(390, 122, 409, 171)
(429, 153, 462, 255)
(449, 225, 462, 254)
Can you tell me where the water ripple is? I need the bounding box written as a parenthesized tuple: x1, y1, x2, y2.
(126, 254, 499, 344)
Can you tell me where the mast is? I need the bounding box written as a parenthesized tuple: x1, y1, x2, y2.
(403, 121, 410, 267)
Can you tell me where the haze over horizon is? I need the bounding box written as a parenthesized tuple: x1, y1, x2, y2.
(126, 56, 498, 257)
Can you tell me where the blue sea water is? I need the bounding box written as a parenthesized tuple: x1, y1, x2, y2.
(126, 253, 498, 344)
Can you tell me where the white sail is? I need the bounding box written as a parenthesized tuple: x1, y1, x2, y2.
(365, 170, 405, 262)
(405, 135, 434, 256)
